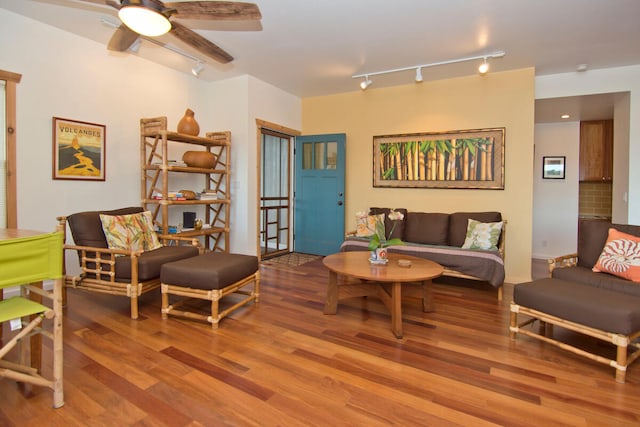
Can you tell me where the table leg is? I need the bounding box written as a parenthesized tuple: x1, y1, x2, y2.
(390, 281, 403, 338)
(324, 270, 338, 315)
(422, 279, 434, 312)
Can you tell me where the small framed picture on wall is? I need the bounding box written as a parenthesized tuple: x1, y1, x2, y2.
(52, 117, 106, 181)
(542, 156, 566, 179)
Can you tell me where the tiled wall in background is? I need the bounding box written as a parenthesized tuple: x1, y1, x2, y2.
(578, 181, 612, 218)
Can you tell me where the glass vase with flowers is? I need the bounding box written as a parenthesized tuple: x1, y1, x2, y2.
(368, 209, 405, 264)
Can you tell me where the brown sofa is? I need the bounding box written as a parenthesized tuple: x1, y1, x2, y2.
(510, 220, 640, 382)
(341, 208, 506, 300)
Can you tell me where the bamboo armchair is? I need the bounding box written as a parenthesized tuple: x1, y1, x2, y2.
(58, 207, 200, 319)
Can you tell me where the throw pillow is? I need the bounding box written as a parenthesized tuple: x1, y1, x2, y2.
(593, 228, 640, 282)
(461, 219, 503, 251)
(355, 212, 385, 238)
(100, 211, 162, 253)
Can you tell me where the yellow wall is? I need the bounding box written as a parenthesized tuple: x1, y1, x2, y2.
(302, 68, 535, 283)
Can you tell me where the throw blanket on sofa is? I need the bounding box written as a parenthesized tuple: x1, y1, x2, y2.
(340, 237, 505, 287)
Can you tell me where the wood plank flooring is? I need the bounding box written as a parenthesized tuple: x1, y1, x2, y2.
(2, 258, 640, 426)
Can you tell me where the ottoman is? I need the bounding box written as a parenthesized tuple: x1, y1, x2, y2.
(510, 278, 640, 383)
(160, 252, 260, 329)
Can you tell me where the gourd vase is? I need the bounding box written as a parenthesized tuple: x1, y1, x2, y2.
(177, 108, 200, 136)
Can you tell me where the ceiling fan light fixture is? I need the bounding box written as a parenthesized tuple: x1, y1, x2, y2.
(119, 0, 172, 37)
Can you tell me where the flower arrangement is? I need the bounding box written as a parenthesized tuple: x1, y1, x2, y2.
(368, 209, 405, 251)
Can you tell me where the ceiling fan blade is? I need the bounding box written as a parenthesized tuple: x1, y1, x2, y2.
(77, 0, 121, 9)
(170, 21, 234, 63)
(164, 1, 261, 20)
(107, 25, 140, 51)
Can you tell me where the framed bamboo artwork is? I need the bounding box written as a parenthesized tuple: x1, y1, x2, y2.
(373, 127, 505, 189)
(52, 117, 106, 181)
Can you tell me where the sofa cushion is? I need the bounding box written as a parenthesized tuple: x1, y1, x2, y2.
(100, 211, 162, 253)
(593, 228, 640, 282)
(461, 219, 503, 251)
(403, 212, 449, 245)
(449, 212, 502, 247)
(355, 213, 384, 238)
(514, 278, 640, 336)
(578, 220, 640, 268)
(115, 245, 199, 281)
(68, 207, 144, 248)
(369, 207, 407, 240)
(552, 265, 640, 298)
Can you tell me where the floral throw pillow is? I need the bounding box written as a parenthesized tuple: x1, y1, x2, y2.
(355, 212, 385, 237)
(100, 211, 162, 253)
(461, 219, 503, 251)
(593, 228, 640, 282)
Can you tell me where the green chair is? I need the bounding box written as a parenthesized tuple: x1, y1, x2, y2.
(0, 228, 64, 408)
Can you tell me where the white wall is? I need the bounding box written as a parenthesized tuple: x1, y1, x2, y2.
(536, 65, 640, 224)
(532, 122, 580, 259)
(0, 10, 300, 265)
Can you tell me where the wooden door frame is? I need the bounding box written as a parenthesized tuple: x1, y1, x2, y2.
(255, 119, 300, 261)
(1, 69, 21, 228)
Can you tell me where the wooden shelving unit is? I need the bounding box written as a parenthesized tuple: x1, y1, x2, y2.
(140, 116, 230, 251)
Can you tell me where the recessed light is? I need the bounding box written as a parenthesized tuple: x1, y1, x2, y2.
(576, 64, 588, 72)
(561, 114, 571, 119)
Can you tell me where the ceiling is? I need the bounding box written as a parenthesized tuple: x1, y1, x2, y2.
(2, 0, 640, 122)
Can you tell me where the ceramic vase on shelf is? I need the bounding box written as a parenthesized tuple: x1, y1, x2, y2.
(369, 247, 389, 265)
(177, 108, 200, 136)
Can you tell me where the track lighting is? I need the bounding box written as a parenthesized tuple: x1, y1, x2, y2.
(360, 76, 372, 90)
(118, 0, 172, 37)
(478, 58, 489, 75)
(191, 61, 205, 77)
(352, 50, 505, 89)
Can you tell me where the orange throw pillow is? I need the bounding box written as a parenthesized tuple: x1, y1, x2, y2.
(593, 228, 640, 282)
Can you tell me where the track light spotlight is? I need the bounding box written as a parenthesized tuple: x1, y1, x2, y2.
(192, 61, 205, 77)
(128, 38, 142, 53)
(415, 67, 423, 83)
(360, 76, 372, 90)
(478, 58, 489, 75)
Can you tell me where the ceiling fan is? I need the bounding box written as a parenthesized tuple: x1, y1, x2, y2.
(80, 0, 262, 63)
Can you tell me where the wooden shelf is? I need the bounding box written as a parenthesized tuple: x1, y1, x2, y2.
(140, 116, 230, 252)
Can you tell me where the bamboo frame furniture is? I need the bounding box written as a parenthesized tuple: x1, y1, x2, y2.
(140, 116, 231, 252)
(161, 252, 260, 329)
(323, 252, 444, 338)
(510, 278, 640, 383)
(0, 228, 64, 408)
(58, 208, 200, 320)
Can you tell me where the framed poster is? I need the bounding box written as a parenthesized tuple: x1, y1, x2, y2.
(52, 117, 105, 181)
(542, 156, 566, 179)
(373, 127, 505, 189)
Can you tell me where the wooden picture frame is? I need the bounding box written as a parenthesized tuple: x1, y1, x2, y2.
(52, 117, 106, 181)
(373, 127, 505, 189)
(542, 156, 566, 179)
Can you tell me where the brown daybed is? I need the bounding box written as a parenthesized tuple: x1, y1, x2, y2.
(340, 208, 506, 300)
(510, 220, 640, 382)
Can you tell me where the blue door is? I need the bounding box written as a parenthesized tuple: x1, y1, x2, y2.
(294, 134, 345, 255)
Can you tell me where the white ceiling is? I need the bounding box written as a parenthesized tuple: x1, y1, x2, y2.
(2, 0, 640, 122)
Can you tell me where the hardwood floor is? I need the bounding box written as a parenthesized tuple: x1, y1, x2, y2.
(2, 259, 640, 426)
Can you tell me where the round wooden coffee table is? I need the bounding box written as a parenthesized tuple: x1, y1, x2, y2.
(323, 251, 444, 338)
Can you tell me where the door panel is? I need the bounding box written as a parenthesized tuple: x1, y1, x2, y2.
(294, 134, 345, 255)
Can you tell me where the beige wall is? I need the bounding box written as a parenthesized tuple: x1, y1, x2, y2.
(302, 68, 535, 283)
